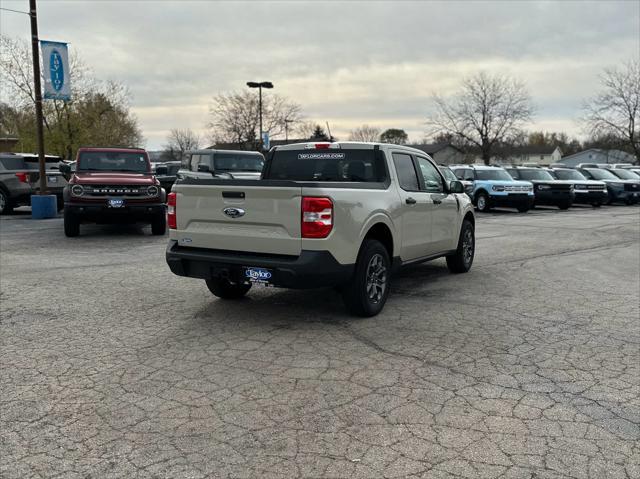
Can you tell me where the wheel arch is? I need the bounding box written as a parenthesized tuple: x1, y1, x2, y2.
(361, 218, 395, 259)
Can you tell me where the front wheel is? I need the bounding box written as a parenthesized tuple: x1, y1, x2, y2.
(205, 278, 251, 299)
(446, 220, 475, 274)
(517, 205, 530, 213)
(475, 192, 490, 212)
(63, 209, 80, 237)
(591, 202, 602, 208)
(341, 239, 391, 317)
(558, 202, 571, 210)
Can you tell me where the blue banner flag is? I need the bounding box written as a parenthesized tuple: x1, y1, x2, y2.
(40, 40, 71, 101)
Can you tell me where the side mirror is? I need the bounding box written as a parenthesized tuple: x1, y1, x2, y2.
(59, 163, 71, 174)
(449, 180, 464, 194)
(155, 165, 168, 175)
(197, 164, 211, 173)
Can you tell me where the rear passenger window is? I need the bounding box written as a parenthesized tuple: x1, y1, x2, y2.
(392, 153, 419, 191)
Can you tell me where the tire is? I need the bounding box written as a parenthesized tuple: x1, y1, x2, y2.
(517, 205, 530, 213)
(558, 202, 571, 210)
(624, 198, 635, 206)
(446, 220, 475, 274)
(205, 278, 251, 299)
(591, 202, 601, 208)
(341, 239, 391, 317)
(63, 209, 80, 237)
(0, 189, 13, 215)
(475, 192, 490, 212)
(151, 214, 166, 235)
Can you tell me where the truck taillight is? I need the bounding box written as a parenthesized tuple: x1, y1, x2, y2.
(167, 192, 177, 229)
(15, 172, 29, 183)
(301, 197, 333, 238)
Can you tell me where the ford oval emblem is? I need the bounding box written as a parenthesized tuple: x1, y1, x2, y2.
(223, 207, 245, 218)
(49, 49, 64, 91)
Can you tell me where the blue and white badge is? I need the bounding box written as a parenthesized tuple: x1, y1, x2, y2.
(244, 267, 272, 283)
(40, 40, 71, 101)
(108, 198, 125, 208)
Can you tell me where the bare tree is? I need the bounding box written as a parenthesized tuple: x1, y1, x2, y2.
(348, 125, 381, 142)
(295, 121, 320, 139)
(207, 91, 302, 149)
(163, 128, 200, 161)
(427, 72, 534, 164)
(582, 60, 639, 159)
(0, 34, 142, 159)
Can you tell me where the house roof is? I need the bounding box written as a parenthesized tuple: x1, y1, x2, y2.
(504, 145, 560, 155)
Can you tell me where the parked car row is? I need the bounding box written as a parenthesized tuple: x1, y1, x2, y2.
(444, 162, 639, 212)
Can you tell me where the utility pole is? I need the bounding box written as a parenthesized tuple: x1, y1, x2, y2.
(285, 119, 294, 143)
(29, 0, 47, 196)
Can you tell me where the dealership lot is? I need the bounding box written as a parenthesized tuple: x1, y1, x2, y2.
(1, 206, 639, 478)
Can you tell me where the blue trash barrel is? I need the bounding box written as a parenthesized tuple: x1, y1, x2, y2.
(31, 195, 58, 219)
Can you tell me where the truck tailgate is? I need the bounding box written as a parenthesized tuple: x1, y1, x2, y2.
(174, 183, 302, 256)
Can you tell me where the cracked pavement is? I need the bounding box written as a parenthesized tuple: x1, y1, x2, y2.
(1, 206, 639, 478)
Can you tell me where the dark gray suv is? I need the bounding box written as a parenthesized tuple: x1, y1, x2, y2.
(0, 153, 66, 214)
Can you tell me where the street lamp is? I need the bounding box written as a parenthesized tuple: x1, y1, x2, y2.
(246, 81, 273, 150)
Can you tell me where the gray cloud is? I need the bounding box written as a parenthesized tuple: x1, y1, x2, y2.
(2, 0, 638, 147)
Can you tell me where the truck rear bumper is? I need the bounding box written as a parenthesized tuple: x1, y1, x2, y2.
(166, 240, 354, 289)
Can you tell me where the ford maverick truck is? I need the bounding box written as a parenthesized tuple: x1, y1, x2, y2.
(165, 142, 475, 316)
(61, 147, 166, 237)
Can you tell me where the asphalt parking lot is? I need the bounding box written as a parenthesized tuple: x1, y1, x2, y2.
(1, 206, 639, 479)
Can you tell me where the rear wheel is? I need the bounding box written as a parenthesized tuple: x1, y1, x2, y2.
(151, 214, 166, 235)
(558, 202, 571, 210)
(475, 192, 490, 212)
(517, 205, 530, 213)
(446, 220, 475, 274)
(341, 239, 390, 317)
(63, 209, 80, 237)
(591, 202, 602, 208)
(205, 278, 251, 299)
(0, 189, 13, 215)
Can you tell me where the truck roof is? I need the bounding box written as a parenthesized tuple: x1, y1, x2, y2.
(77, 147, 147, 153)
(273, 141, 433, 157)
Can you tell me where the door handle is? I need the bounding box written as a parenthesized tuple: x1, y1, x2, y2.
(433, 198, 442, 205)
(405, 197, 416, 205)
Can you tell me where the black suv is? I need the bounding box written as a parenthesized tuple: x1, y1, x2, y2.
(505, 167, 575, 209)
(578, 167, 640, 205)
(547, 168, 608, 207)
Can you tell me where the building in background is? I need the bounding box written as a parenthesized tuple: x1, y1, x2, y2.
(0, 137, 19, 152)
(410, 143, 466, 165)
(557, 149, 638, 167)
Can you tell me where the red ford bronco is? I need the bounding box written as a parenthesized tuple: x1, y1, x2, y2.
(61, 147, 166, 237)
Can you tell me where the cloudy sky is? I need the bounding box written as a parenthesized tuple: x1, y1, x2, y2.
(2, 0, 638, 149)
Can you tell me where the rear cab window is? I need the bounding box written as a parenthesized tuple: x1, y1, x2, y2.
(392, 153, 420, 191)
(265, 147, 388, 184)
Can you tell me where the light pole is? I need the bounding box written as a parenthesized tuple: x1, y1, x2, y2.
(246, 81, 273, 150)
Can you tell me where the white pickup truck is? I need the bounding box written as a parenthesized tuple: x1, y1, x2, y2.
(165, 142, 475, 316)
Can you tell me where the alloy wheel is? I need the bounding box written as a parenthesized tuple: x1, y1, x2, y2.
(366, 253, 387, 304)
